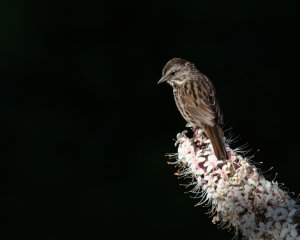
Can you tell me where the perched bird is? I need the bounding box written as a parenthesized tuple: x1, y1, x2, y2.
(158, 58, 228, 160)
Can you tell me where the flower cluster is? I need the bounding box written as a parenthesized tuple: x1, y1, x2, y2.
(168, 129, 300, 240)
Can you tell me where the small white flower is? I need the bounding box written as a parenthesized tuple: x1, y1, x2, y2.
(194, 166, 205, 176)
(217, 164, 230, 179)
(206, 186, 218, 200)
(195, 150, 206, 163)
(203, 174, 218, 188)
(203, 155, 222, 173)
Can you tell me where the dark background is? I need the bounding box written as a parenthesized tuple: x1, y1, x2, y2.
(1, 0, 299, 239)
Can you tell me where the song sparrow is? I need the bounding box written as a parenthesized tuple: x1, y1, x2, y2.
(158, 58, 228, 160)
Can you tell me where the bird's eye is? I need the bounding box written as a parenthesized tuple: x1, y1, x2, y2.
(170, 71, 176, 76)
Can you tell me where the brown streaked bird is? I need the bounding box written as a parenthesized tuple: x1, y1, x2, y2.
(158, 58, 228, 160)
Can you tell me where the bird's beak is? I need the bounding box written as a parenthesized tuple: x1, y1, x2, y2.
(157, 76, 168, 84)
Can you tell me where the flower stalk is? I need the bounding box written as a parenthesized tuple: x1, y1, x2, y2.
(167, 128, 300, 240)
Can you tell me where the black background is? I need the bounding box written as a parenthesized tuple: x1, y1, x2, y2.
(1, 1, 300, 239)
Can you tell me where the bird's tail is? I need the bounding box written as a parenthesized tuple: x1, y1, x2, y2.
(204, 125, 228, 160)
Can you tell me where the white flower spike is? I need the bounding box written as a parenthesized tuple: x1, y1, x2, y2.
(167, 129, 300, 240)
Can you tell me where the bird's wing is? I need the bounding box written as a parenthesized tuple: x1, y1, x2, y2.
(182, 95, 216, 127)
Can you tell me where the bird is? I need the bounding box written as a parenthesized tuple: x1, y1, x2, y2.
(158, 58, 228, 160)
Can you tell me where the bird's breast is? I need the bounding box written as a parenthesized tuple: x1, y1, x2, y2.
(173, 89, 195, 125)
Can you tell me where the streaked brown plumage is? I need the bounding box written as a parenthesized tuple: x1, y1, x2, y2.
(158, 58, 228, 160)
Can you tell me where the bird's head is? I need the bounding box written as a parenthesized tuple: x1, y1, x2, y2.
(158, 58, 194, 87)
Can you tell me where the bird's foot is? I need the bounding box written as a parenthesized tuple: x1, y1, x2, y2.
(193, 128, 203, 146)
